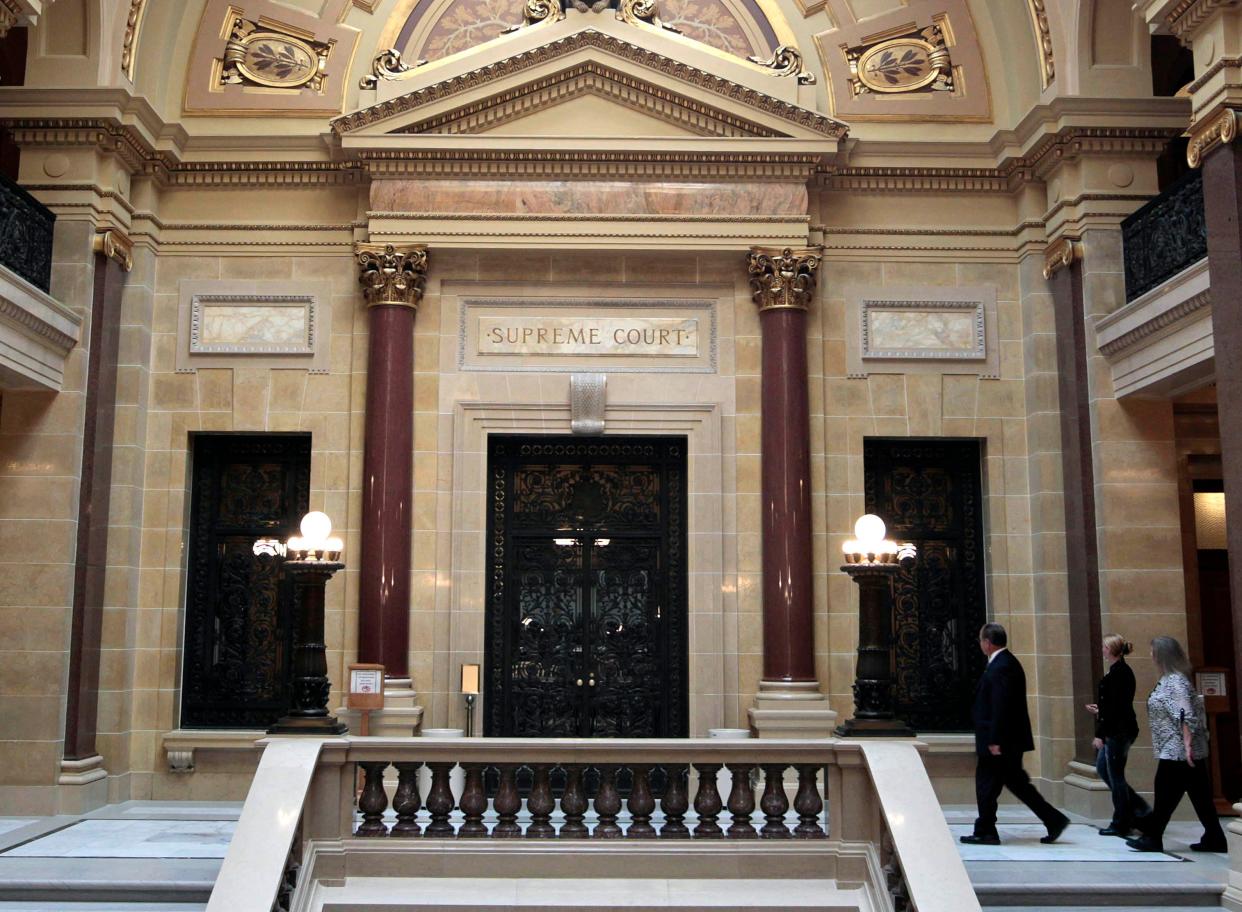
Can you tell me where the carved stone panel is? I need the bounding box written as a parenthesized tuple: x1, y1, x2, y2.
(176, 280, 330, 373)
(846, 284, 999, 379)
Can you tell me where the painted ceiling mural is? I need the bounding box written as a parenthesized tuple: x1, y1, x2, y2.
(401, 0, 775, 63)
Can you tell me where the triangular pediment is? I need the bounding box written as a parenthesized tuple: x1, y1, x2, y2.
(333, 21, 847, 148)
(390, 60, 786, 139)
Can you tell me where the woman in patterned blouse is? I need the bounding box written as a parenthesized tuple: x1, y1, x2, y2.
(1126, 636, 1227, 853)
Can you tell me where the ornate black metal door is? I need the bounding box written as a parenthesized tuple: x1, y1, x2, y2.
(485, 436, 688, 738)
(181, 434, 310, 728)
(864, 438, 987, 731)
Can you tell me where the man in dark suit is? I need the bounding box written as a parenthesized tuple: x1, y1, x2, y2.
(961, 623, 1070, 845)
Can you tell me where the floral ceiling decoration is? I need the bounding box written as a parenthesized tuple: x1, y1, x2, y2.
(408, 0, 771, 62)
(221, 13, 333, 92)
(845, 22, 952, 97)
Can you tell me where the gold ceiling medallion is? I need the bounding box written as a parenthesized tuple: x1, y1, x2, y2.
(1187, 108, 1239, 168)
(748, 246, 822, 312)
(359, 48, 426, 88)
(502, 0, 566, 34)
(749, 45, 816, 85)
(221, 15, 332, 92)
(846, 25, 952, 97)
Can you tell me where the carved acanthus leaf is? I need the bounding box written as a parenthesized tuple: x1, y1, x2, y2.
(749, 45, 816, 85)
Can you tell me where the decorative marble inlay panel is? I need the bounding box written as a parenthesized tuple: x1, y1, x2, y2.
(177, 280, 331, 373)
(192, 301, 313, 354)
(862, 302, 983, 360)
(371, 179, 807, 217)
(460, 296, 717, 372)
(846, 285, 998, 379)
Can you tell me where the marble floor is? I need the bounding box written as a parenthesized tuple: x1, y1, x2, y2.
(0, 800, 1231, 910)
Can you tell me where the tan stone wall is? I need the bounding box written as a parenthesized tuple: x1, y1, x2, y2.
(134, 252, 364, 800)
(1019, 248, 1075, 790)
(1081, 227, 1186, 794)
(819, 258, 1036, 734)
(0, 219, 94, 813)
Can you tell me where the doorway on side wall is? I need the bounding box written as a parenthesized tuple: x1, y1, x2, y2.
(180, 433, 310, 728)
(483, 434, 689, 738)
(864, 437, 988, 731)
(1174, 394, 1242, 807)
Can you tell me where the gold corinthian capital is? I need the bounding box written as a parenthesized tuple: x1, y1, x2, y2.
(747, 246, 822, 312)
(355, 243, 429, 309)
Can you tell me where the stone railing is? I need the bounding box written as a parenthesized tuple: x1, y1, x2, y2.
(1122, 169, 1206, 303)
(0, 173, 54, 293)
(207, 737, 979, 912)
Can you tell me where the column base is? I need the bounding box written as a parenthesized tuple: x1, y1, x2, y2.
(747, 680, 837, 739)
(1062, 759, 1112, 820)
(267, 715, 348, 736)
(57, 756, 108, 814)
(834, 716, 916, 738)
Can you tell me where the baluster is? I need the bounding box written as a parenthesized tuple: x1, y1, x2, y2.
(356, 762, 390, 837)
(793, 764, 826, 838)
(527, 764, 556, 838)
(560, 765, 589, 838)
(593, 765, 623, 839)
(493, 764, 522, 838)
(692, 764, 723, 838)
(626, 765, 657, 838)
(759, 764, 791, 839)
(660, 765, 690, 838)
(390, 761, 422, 837)
(458, 763, 488, 837)
(424, 762, 456, 837)
(726, 764, 757, 838)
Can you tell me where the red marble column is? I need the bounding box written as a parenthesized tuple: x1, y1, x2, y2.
(748, 247, 822, 683)
(356, 244, 428, 679)
(1044, 238, 1105, 763)
(63, 231, 131, 763)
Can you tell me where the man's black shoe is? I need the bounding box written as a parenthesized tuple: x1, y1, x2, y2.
(1098, 826, 1130, 837)
(1040, 816, 1069, 844)
(1190, 840, 1227, 853)
(1125, 835, 1163, 852)
(960, 833, 1001, 845)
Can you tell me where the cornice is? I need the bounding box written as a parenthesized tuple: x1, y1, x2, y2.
(821, 167, 1011, 193)
(360, 151, 821, 180)
(332, 29, 848, 139)
(0, 288, 80, 355)
(1097, 287, 1211, 356)
(398, 62, 780, 138)
(1165, 0, 1240, 40)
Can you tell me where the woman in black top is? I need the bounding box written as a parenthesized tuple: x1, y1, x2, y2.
(1086, 634, 1150, 836)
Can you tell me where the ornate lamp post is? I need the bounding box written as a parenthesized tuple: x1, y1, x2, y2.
(835, 514, 916, 738)
(254, 511, 348, 735)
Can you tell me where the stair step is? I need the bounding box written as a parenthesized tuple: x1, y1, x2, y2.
(0, 858, 218, 905)
(0, 904, 206, 911)
(307, 877, 867, 912)
(982, 908, 1219, 912)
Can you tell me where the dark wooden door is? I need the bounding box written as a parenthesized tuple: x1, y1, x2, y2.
(864, 438, 987, 731)
(485, 436, 688, 738)
(181, 434, 310, 728)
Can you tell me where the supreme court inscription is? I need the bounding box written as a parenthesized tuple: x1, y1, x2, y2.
(478, 316, 699, 357)
(459, 298, 718, 373)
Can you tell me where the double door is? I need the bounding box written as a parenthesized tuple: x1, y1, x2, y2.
(485, 436, 688, 738)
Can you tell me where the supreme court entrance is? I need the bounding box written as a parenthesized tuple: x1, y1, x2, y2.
(484, 435, 689, 738)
